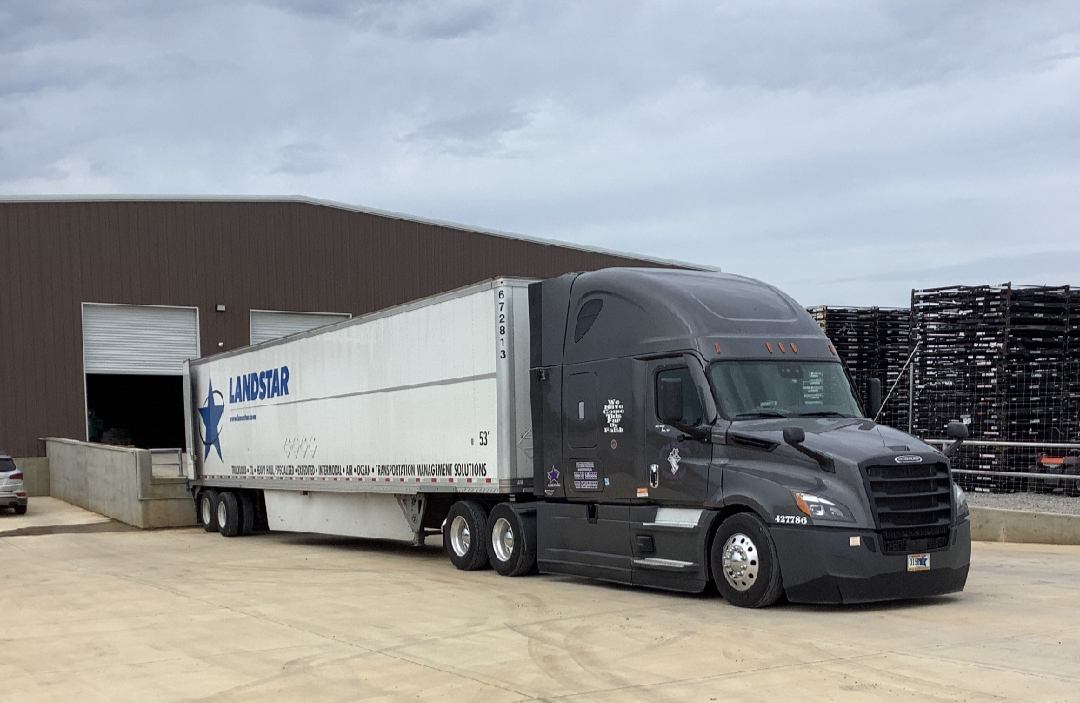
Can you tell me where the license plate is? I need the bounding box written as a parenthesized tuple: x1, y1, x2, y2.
(907, 553, 930, 572)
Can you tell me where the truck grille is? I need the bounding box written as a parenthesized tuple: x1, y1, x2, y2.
(863, 462, 952, 531)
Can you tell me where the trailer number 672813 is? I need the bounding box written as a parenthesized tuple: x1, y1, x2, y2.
(497, 289, 507, 358)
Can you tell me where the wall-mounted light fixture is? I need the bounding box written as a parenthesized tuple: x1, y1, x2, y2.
(216, 304, 226, 312)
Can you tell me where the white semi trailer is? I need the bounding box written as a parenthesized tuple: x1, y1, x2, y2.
(184, 279, 531, 547)
(185, 269, 971, 606)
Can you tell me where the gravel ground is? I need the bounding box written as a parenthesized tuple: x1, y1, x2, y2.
(967, 490, 1080, 515)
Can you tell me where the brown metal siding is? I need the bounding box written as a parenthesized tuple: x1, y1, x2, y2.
(0, 199, 680, 457)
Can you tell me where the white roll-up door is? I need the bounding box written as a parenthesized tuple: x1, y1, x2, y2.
(250, 310, 351, 345)
(83, 304, 200, 375)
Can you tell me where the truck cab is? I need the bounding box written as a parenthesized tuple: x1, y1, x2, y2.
(528, 268, 970, 606)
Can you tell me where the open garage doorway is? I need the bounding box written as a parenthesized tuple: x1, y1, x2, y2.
(86, 374, 187, 449)
(82, 303, 200, 451)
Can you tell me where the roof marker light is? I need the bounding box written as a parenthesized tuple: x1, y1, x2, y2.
(714, 341, 721, 354)
(828, 344, 836, 355)
(791, 343, 798, 354)
(778, 342, 786, 354)
(766, 342, 773, 353)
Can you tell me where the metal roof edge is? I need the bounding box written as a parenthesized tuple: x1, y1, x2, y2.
(0, 193, 718, 272)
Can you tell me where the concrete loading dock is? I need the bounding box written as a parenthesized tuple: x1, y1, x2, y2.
(2, 499, 1079, 702)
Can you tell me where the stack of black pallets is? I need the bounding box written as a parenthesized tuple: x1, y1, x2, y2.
(808, 306, 912, 430)
(876, 308, 912, 431)
(911, 284, 1076, 492)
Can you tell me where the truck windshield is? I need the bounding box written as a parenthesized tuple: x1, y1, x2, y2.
(709, 361, 862, 420)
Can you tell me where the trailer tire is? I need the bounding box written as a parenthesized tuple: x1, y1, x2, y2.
(487, 503, 536, 577)
(253, 492, 269, 531)
(239, 492, 255, 536)
(215, 491, 242, 538)
(443, 501, 489, 571)
(199, 490, 218, 532)
(710, 513, 784, 608)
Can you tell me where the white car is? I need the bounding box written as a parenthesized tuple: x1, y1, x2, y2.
(0, 454, 28, 515)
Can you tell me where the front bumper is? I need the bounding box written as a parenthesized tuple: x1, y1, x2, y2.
(770, 520, 971, 604)
(0, 491, 28, 508)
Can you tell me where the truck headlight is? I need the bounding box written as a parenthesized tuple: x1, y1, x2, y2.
(953, 482, 969, 520)
(794, 492, 854, 522)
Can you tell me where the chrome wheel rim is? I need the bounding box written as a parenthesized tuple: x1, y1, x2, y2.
(450, 515, 471, 557)
(201, 496, 212, 525)
(217, 501, 227, 529)
(721, 533, 759, 592)
(491, 517, 515, 562)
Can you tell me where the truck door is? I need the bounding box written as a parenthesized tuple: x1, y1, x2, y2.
(642, 359, 711, 505)
(535, 361, 635, 584)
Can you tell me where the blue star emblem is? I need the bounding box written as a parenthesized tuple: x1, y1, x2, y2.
(547, 466, 560, 485)
(198, 380, 225, 461)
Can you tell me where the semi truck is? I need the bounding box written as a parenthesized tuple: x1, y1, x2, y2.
(183, 268, 971, 607)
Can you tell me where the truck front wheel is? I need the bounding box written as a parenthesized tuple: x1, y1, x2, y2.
(710, 513, 784, 608)
(444, 501, 489, 571)
(487, 503, 537, 577)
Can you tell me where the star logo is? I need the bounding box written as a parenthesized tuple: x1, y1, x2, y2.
(198, 380, 225, 461)
(546, 466, 560, 485)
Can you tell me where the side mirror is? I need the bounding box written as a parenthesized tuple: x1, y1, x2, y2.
(782, 426, 805, 445)
(866, 378, 882, 420)
(944, 421, 968, 458)
(658, 376, 684, 426)
(947, 421, 968, 440)
(782, 425, 834, 472)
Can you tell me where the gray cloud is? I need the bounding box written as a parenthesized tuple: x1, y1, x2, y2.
(2, 1, 1078, 306)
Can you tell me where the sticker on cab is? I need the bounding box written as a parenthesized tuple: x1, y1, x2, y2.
(907, 553, 930, 572)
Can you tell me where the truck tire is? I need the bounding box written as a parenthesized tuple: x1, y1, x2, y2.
(199, 489, 218, 532)
(710, 513, 784, 608)
(239, 492, 255, 536)
(443, 501, 489, 571)
(487, 503, 536, 577)
(215, 491, 242, 538)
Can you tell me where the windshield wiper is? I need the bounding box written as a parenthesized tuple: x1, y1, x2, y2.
(732, 411, 790, 419)
(796, 411, 856, 418)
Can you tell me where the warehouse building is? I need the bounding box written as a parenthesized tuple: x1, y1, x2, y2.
(0, 195, 698, 489)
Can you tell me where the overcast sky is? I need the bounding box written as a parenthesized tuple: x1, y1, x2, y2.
(2, 1, 1078, 306)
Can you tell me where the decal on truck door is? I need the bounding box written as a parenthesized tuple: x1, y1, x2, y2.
(659, 441, 688, 484)
(603, 399, 625, 433)
(547, 466, 561, 488)
(573, 460, 602, 491)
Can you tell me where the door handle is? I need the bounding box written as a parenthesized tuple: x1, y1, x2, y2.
(649, 463, 659, 488)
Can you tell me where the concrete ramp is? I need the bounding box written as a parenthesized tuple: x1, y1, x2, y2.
(45, 438, 195, 529)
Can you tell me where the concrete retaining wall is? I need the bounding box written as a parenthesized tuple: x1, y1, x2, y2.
(13, 456, 50, 497)
(45, 438, 195, 528)
(970, 507, 1080, 546)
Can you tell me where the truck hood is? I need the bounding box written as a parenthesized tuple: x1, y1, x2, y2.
(726, 418, 943, 466)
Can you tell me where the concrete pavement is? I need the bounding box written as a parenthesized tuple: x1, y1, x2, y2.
(2, 499, 1079, 702)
